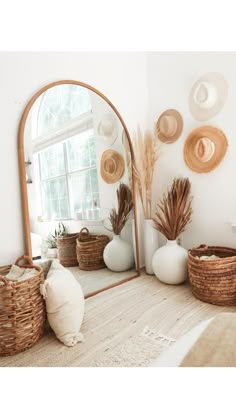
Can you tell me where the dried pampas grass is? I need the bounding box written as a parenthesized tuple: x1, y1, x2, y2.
(153, 177, 192, 240)
(133, 127, 160, 219)
(109, 183, 133, 235)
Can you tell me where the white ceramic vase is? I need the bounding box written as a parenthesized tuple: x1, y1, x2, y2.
(47, 248, 58, 258)
(103, 234, 135, 272)
(144, 219, 159, 275)
(152, 239, 188, 285)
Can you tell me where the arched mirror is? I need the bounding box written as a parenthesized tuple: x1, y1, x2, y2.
(18, 80, 140, 298)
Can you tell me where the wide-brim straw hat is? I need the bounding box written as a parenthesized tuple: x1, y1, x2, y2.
(156, 109, 183, 143)
(100, 149, 125, 183)
(97, 114, 118, 146)
(189, 72, 228, 121)
(184, 125, 228, 173)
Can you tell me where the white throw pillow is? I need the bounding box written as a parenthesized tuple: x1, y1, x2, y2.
(40, 260, 85, 347)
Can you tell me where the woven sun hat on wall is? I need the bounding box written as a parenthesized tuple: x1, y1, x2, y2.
(184, 125, 228, 173)
(96, 114, 118, 146)
(189, 72, 228, 121)
(100, 149, 125, 183)
(156, 109, 183, 143)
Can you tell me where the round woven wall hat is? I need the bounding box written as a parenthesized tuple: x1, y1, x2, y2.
(189, 72, 228, 121)
(100, 149, 125, 183)
(184, 125, 228, 173)
(156, 109, 183, 143)
(97, 114, 118, 146)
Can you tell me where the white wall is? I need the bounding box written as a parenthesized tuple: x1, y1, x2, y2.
(147, 52, 236, 249)
(0, 52, 148, 264)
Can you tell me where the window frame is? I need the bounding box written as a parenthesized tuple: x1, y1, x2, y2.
(34, 113, 99, 221)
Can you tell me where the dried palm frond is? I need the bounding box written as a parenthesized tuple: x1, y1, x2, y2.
(153, 177, 193, 240)
(109, 183, 133, 235)
(132, 127, 160, 219)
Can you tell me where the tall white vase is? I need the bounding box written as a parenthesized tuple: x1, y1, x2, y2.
(103, 234, 135, 272)
(144, 219, 159, 275)
(152, 239, 188, 285)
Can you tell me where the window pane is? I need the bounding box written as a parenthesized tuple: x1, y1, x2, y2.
(66, 128, 95, 172)
(39, 143, 65, 179)
(68, 166, 100, 216)
(90, 168, 99, 193)
(41, 177, 69, 219)
(37, 84, 92, 136)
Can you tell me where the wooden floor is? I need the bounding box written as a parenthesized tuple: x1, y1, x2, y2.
(1, 273, 236, 367)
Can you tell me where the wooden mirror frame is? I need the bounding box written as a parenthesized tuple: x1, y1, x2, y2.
(18, 80, 141, 297)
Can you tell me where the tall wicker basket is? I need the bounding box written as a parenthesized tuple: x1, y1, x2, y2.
(188, 244, 236, 306)
(57, 233, 79, 267)
(0, 255, 46, 356)
(76, 227, 110, 271)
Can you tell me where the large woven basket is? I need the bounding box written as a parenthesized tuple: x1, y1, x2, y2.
(188, 244, 236, 306)
(0, 255, 46, 356)
(76, 227, 110, 271)
(57, 233, 79, 267)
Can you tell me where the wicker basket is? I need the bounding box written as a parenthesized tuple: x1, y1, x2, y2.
(76, 227, 110, 271)
(188, 244, 236, 306)
(57, 233, 79, 267)
(0, 255, 46, 356)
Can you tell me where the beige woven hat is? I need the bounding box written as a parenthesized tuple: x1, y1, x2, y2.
(189, 72, 228, 121)
(100, 149, 125, 183)
(156, 109, 183, 143)
(184, 126, 228, 173)
(97, 114, 118, 146)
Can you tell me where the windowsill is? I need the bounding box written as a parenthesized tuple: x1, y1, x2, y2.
(76, 219, 104, 227)
(37, 218, 104, 226)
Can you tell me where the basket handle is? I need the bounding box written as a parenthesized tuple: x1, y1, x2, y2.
(15, 255, 33, 267)
(79, 227, 90, 238)
(0, 276, 8, 285)
(198, 244, 208, 250)
(80, 227, 89, 234)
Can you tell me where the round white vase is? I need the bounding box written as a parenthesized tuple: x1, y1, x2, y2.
(152, 239, 188, 285)
(144, 219, 159, 275)
(103, 234, 135, 272)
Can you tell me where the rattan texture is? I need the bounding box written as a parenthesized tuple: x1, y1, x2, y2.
(188, 244, 236, 306)
(76, 228, 110, 271)
(0, 255, 46, 356)
(57, 233, 79, 267)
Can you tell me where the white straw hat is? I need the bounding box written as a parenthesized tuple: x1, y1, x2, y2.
(97, 114, 118, 146)
(189, 73, 228, 121)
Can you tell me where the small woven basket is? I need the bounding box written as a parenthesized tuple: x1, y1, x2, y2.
(57, 233, 79, 267)
(0, 255, 46, 356)
(188, 244, 236, 306)
(76, 227, 110, 271)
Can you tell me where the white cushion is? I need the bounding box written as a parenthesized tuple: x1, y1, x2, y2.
(40, 260, 85, 347)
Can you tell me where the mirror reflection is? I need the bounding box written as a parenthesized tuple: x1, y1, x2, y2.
(23, 82, 138, 297)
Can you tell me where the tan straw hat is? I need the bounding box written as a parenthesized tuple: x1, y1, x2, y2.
(189, 72, 228, 121)
(100, 149, 125, 183)
(184, 126, 228, 173)
(156, 109, 183, 143)
(97, 114, 118, 146)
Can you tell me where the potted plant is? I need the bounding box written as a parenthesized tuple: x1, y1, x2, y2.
(133, 127, 160, 274)
(103, 183, 134, 272)
(46, 222, 66, 258)
(152, 177, 193, 284)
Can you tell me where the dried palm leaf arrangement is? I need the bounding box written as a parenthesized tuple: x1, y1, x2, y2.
(153, 177, 192, 240)
(133, 126, 160, 219)
(109, 183, 133, 235)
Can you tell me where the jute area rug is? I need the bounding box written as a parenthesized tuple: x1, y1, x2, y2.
(1, 274, 234, 367)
